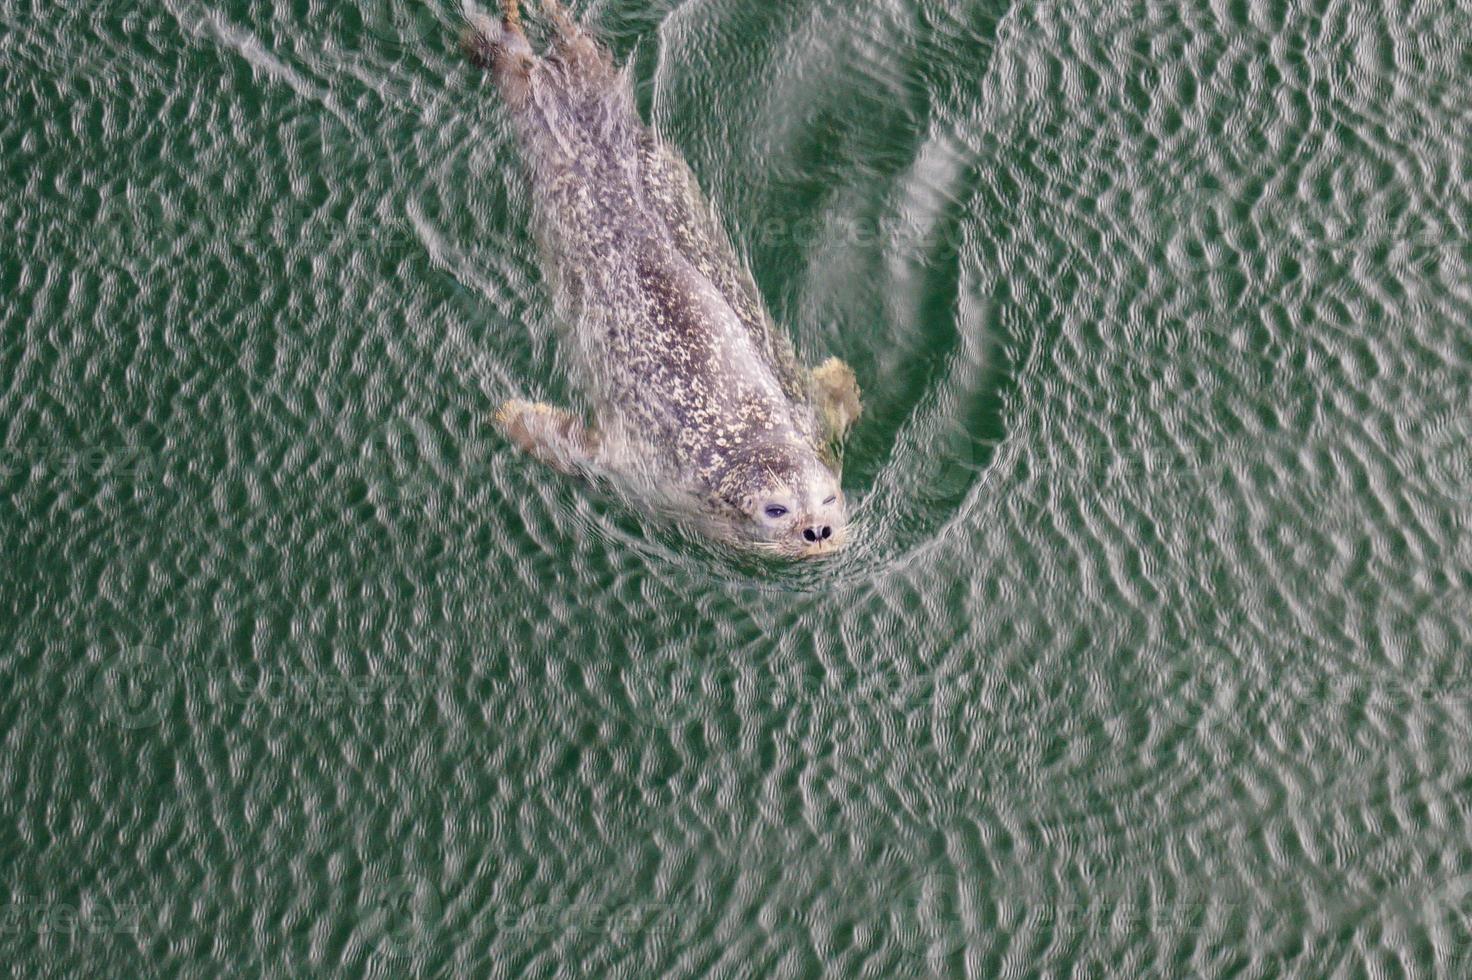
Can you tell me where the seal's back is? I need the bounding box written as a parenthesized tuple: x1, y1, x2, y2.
(466, 2, 823, 490)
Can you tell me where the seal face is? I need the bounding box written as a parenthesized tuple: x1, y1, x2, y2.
(471, 1, 861, 558)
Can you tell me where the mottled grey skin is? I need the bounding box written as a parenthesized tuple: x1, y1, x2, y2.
(471, 1, 860, 557)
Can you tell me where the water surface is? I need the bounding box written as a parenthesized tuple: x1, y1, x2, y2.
(3, 0, 1471, 975)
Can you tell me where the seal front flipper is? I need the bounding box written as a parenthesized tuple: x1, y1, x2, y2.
(493, 399, 602, 476)
(811, 357, 862, 445)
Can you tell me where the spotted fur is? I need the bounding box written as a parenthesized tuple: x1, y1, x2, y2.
(469, 2, 860, 554)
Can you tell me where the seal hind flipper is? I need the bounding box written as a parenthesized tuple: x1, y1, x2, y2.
(462, 4, 537, 106)
(494, 399, 602, 475)
(465, 0, 616, 102)
(811, 357, 862, 445)
(540, 0, 589, 49)
(539, 0, 616, 84)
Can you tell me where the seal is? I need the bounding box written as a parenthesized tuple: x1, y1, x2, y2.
(467, 0, 862, 558)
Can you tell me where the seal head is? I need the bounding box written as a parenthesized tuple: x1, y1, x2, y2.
(707, 440, 848, 559)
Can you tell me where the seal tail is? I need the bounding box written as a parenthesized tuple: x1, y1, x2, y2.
(461, 2, 537, 105)
(538, 0, 615, 82)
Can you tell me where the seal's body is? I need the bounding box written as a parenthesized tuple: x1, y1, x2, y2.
(471, 1, 860, 558)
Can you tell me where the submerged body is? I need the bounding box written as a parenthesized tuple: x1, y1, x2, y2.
(471, 1, 860, 557)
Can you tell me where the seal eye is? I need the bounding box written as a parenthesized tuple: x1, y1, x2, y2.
(822, 495, 837, 505)
(763, 505, 788, 519)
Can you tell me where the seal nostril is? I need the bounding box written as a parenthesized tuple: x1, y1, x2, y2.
(820, 526, 832, 540)
(803, 527, 818, 542)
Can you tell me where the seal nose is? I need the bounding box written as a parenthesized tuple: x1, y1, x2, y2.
(802, 525, 833, 543)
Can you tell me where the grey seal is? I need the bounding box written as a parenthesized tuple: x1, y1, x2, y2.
(468, 0, 862, 558)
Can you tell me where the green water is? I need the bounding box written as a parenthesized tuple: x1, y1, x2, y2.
(3, 0, 1471, 975)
